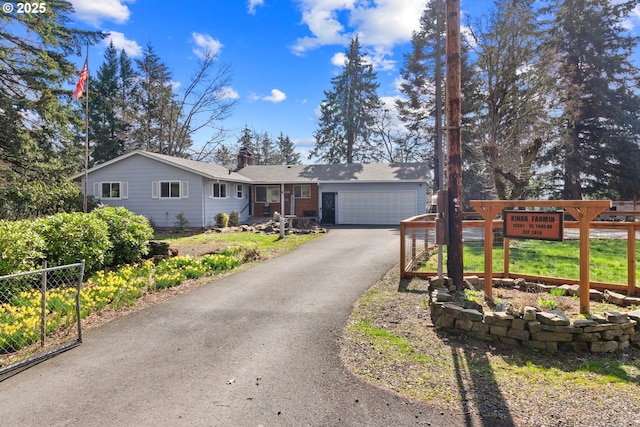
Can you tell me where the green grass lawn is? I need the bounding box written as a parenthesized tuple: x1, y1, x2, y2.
(419, 239, 639, 284)
(155, 230, 322, 258)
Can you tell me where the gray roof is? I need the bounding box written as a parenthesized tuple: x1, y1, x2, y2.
(70, 150, 429, 184)
(70, 150, 253, 183)
(235, 163, 429, 183)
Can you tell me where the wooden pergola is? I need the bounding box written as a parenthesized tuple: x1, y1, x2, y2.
(470, 200, 612, 314)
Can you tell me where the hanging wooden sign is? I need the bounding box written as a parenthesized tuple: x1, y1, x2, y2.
(503, 210, 564, 241)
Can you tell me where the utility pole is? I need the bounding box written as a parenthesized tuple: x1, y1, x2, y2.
(434, 0, 443, 195)
(435, 0, 445, 279)
(445, 0, 464, 288)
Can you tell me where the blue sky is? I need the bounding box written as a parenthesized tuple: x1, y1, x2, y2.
(67, 0, 640, 162)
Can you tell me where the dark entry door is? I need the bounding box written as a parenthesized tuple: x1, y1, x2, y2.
(321, 192, 336, 224)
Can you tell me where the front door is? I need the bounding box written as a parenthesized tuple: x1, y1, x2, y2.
(321, 192, 336, 224)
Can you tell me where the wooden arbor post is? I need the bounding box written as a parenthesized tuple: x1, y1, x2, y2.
(469, 203, 503, 301)
(564, 202, 611, 314)
(469, 200, 611, 314)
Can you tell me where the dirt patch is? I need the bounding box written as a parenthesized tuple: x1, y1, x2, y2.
(340, 266, 640, 427)
(460, 285, 627, 319)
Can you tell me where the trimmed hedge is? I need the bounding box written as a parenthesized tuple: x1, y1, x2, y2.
(34, 212, 112, 274)
(0, 208, 153, 276)
(0, 220, 46, 276)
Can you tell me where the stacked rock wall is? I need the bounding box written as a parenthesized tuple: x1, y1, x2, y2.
(429, 280, 640, 353)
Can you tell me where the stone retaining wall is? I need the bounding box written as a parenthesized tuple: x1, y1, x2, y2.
(429, 279, 640, 353)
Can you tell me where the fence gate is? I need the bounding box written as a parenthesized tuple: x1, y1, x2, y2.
(0, 262, 85, 381)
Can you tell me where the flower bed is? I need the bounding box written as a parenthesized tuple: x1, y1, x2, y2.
(1, 253, 243, 355)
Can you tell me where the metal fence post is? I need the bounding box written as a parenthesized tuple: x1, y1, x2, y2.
(40, 261, 47, 348)
(76, 260, 85, 343)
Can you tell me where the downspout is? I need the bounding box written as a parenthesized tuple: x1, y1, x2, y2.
(202, 179, 206, 228)
(280, 182, 285, 238)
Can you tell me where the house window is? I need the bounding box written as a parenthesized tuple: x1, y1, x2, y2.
(255, 185, 280, 203)
(160, 181, 181, 199)
(95, 181, 128, 199)
(294, 185, 310, 199)
(211, 182, 227, 198)
(101, 182, 120, 198)
(152, 181, 187, 199)
(236, 184, 244, 199)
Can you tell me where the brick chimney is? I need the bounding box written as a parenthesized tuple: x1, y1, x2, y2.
(237, 147, 253, 169)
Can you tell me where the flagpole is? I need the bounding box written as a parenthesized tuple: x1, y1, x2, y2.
(83, 43, 89, 213)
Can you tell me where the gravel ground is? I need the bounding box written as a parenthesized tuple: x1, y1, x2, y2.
(340, 265, 640, 427)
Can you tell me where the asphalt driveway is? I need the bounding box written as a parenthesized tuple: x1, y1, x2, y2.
(0, 227, 465, 426)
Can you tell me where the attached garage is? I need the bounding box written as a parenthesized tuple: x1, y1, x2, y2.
(338, 191, 418, 225)
(237, 162, 429, 226)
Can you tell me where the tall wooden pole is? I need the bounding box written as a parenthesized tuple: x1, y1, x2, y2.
(435, 0, 444, 279)
(434, 0, 443, 195)
(445, 0, 464, 287)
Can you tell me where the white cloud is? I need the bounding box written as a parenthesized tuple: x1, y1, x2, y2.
(105, 31, 142, 57)
(349, 0, 425, 48)
(292, 0, 427, 64)
(192, 32, 224, 60)
(262, 89, 287, 103)
(70, 0, 133, 26)
(291, 3, 350, 55)
(218, 86, 240, 100)
(331, 52, 346, 66)
(247, 0, 264, 15)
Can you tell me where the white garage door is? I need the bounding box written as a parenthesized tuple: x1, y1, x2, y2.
(338, 191, 417, 225)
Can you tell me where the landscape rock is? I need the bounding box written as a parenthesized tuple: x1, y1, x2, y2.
(605, 290, 627, 305)
(605, 311, 629, 324)
(536, 310, 570, 326)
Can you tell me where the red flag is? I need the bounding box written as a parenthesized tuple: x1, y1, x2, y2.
(73, 59, 88, 100)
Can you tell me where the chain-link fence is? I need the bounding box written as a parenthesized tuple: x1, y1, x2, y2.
(0, 262, 85, 381)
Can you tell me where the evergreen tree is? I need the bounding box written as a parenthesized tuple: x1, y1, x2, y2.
(543, 0, 640, 199)
(213, 145, 236, 168)
(0, 1, 103, 218)
(133, 43, 187, 155)
(276, 132, 301, 165)
(0, 2, 102, 178)
(117, 49, 139, 153)
(396, 1, 443, 166)
(311, 37, 381, 164)
(89, 41, 125, 165)
(396, 1, 486, 204)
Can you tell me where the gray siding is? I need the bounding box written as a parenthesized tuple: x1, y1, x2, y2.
(81, 155, 202, 228)
(203, 181, 251, 227)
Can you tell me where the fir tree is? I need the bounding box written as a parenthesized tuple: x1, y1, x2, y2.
(311, 37, 381, 164)
(543, 0, 640, 199)
(90, 41, 125, 165)
(276, 132, 301, 165)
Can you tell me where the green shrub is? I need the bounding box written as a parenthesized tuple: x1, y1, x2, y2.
(91, 206, 154, 267)
(215, 212, 229, 228)
(229, 211, 240, 227)
(36, 212, 112, 273)
(0, 219, 46, 275)
(174, 212, 189, 230)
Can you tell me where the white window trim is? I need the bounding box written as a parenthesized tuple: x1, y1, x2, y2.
(154, 180, 188, 199)
(235, 184, 244, 199)
(209, 182, 228, 199)
(95, 181, 128, 199)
